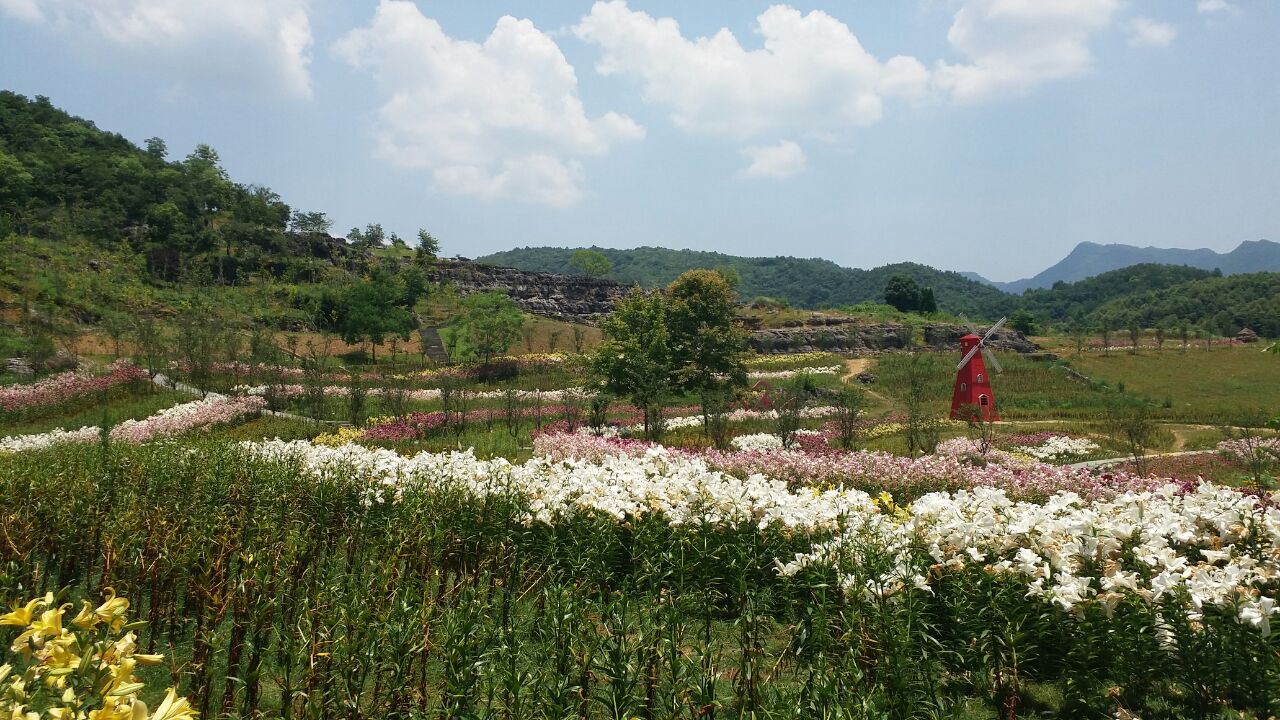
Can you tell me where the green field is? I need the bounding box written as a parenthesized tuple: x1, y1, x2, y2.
(871, 345, 1279, 426)
(1068, 344, 1279, 423)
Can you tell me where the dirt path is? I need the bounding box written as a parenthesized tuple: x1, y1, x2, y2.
(840, 358, 872, 383)
(840, 357, 896, 407)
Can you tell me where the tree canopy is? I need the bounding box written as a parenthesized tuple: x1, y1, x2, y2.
(592, 270, 749, 438)
(883, 274, 937, 314)
(569, 249, 612, 278)
(442, 292, 525, 366)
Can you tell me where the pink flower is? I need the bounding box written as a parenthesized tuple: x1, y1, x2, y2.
(0, 361, 147, 413)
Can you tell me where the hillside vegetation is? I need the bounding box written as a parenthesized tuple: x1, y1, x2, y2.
(0, 91, 452, 362)
(1087, 272, 1280, 337)
(1016, 263, 1217, 322)
(480, 245, 1017, 318)
(484, 246, 1278, 336)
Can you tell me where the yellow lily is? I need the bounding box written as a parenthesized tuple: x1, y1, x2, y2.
(148, 688, 198, 720)
(88, 704, 134, 720)
(106, 658, 138, 695)
(10, 606, 65, 653)
(93, 590, 130, 632)
(71, 601, 99, 631)
(0, 595, 50, 628)
(42, 633, 83, 672)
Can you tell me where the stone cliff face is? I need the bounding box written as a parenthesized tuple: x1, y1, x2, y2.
(429, 259, 633, 324)
(433, 258, 1037, 354)
(748, 320, 1037, 354)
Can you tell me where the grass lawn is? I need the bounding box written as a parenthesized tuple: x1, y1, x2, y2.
(1068, 345, 1280, 424)
(872, 345, 1279, 426)
(871, 351, 1117, 421)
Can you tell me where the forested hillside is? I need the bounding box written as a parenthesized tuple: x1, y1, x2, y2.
(1085, 272, 1280, 337)
(0, 91, 358, 286)
(1017, 264, 1219, 323)
(479, 246, 1017, 318)
(0, 91, 432, 359)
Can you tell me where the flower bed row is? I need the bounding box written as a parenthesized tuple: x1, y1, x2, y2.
(745, 351, 842, 369)
(746, 365, 843, 380)
(0, 360, 148, 413)
(233, 384, 591, 403)
(532, 431, 1158, 502)
(0, 394, 266, 452)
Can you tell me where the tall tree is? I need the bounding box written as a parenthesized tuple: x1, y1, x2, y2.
(334, 279, 415, 362)
(290, 210, 333, 234)
(416, 229, 441, 261)
(442, 292, 524, 367)
(883, 274, 922, 313)
(591, 288, 674, 440)
(569, 249, 612, 278)
(665, 269, 748, 402)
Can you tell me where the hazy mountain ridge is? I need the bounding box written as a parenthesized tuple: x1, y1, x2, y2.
(990, 239, 1280, 293)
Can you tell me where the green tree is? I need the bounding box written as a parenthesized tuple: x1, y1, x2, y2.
(714, 265, 741, 290)
(417, 229, 441, 261)
(591, 289, 674, 440)
(666, 269, 748, 411)
(918, 286, 938, 314)
(334, 279, 415, 362)
(348, 223, 385, 250)
(0, 149, 33, 209)
(144, 137, 167, 160)
(290, 210, 332, 234)
(883, 274, 922, 313)
(569, 249, 612, 278)
(1009, 309, 1038, 335)
(442, 292, 524, 367)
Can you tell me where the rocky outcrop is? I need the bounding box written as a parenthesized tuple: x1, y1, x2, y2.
(749, 321, 1038, 355)
(429, 259, 634, 324)
(430, 258, 1038, 355)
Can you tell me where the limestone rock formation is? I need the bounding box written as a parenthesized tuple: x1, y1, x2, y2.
(428, 259, 634, 324)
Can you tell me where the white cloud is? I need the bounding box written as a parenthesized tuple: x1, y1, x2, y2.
(0, 0, 42, 22)
(0, 0, 313, 99)
(934, 0, 1122, 102)
(1127, 17, 1177, 48)
(572, 1, 928, 142)
(335, 1, 643, 207)
(739, 141, 806, 180)
(1196, 0, 1235, 14)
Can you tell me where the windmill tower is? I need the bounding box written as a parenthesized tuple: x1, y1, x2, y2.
(950, 316, 1006, 421)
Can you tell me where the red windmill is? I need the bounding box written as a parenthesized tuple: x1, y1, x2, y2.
(950, 316, 1007, 422)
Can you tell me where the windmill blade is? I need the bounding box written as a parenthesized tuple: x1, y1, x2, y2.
(959, 314, 980, 335)
(980, 316, 1008, 345)
(982, 347, 1004, 374)
(956, 343, 982, 372)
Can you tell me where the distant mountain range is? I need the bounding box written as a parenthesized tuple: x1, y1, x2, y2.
(968, 239, 1280, 294)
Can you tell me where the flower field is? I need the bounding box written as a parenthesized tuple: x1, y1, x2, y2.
(0, 360, 147, 414)
(0, 394, 265, 452)
(3, 439, 1276, 718)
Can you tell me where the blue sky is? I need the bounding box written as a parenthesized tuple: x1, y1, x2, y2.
(1, 0, 1276, 281)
